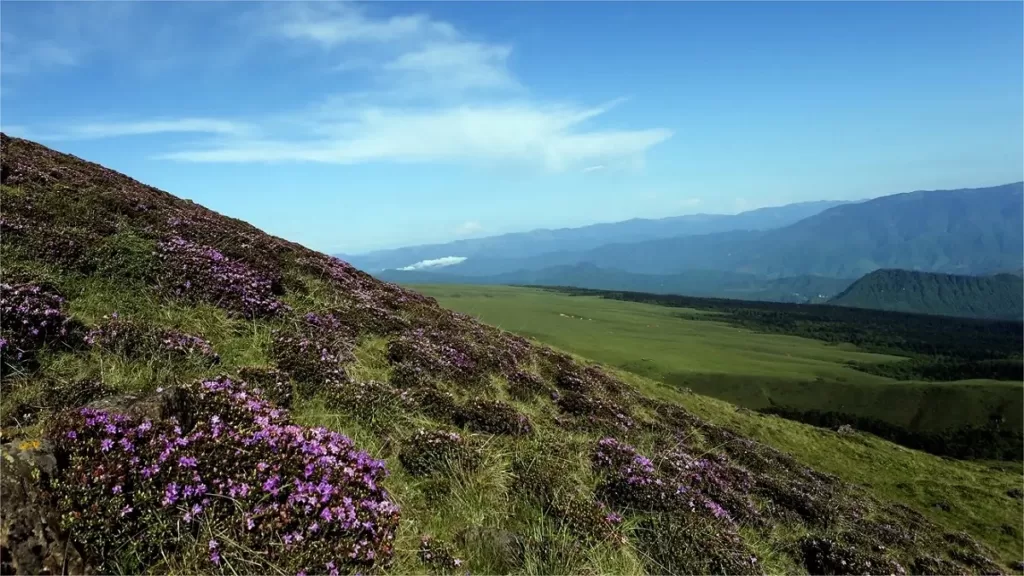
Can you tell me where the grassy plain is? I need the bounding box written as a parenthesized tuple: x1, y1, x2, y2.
(412, 284, 1024, 564)
(414, 284, 1023, 433)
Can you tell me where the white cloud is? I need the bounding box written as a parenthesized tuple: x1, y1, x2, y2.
(270, 3, 455, 47)
(455, 221, 484, 235)
(20, 118, 252, 141)
(582, 164, 606, 173)
(12, 3, 672, 172)
(398, 256, 467, 271)
(157, 100, 670, 171)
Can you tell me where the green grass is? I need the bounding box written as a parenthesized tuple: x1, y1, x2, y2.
(413, 284, 1024, 433)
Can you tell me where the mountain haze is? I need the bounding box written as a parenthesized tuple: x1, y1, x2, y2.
(434, 183, 1024, 279)
(342, 200, 849, 272)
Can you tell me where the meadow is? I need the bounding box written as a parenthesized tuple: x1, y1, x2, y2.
(413, 284, 1024, 563)
(412, 284, 1023, 435)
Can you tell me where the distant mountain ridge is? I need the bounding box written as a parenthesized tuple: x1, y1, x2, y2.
(830, 269, 1024, 320)
(376, 263, 854, 303)
(341, 200, 850, 272)
(436, 182, 1024, 279)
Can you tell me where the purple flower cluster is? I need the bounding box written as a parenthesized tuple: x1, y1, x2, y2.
(0, 282, 80, 366)
(592, 438, 734, 521)
(50, 376, 400, 573)
(273, 332, 350, 388)
(387, 328, 484, 385)
(156, 236, 288, 319)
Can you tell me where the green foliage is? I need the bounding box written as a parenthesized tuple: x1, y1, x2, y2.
(831, 268, 1024, 320)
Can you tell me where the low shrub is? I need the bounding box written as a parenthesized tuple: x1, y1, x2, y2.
(399, 429, 481, 476)
(48, 376, 400, 574)
(454, 399, 532, 436)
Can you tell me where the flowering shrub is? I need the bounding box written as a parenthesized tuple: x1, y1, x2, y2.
(49, 377, 400, 573)
(156, 236, 288, 319)
(506, 369, 550, 401)
(0, 282, 81, 368)
(418, 535, 465, 573)
(399, 429, 481, 476)
(272, 331, 350, 391)
(236, 366, 293, 408)
(85, 314, 219, 364)
(555, 391, 635, 432)
(454, 399, 532, 436)
(592, 438, 736, 520)
(552, 497, 628, 546)
(387, 328, 483, 386)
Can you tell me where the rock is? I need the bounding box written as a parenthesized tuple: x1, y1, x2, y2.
(85, 386, 191, 429)
(836, 424, 856, 436)
(0, 438, 92, 575)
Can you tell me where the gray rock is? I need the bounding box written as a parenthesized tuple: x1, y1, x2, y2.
(0, 438, 92, 575)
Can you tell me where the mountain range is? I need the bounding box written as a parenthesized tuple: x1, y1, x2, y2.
(341, 200, 850, 272)
(361, 182, 1024, 305)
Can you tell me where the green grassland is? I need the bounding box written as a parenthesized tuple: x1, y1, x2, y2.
(412, 285, 1023, 434)
(411, 284, 1024, 563)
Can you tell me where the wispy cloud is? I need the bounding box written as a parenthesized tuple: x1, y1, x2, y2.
(398, 256, 467, 271)
(13, 2, 672, 172)
(156, 102, 670, 171)
(269, 3, 455, 47)
(582, 165, 606, 173)
(19, 118, 252, 141)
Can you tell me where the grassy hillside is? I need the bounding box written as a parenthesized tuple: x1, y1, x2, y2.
(1, 134, 1021, 575)
(831, 269, 1024, 320)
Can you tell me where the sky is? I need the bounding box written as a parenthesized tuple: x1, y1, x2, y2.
(2, 1, 1022, 255)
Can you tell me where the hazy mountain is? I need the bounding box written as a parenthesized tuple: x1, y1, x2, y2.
(341, 200, 850, 272)
(438, 183, 1024, 279)
(830, 269, 1024, 320)
(376, 263, 854, 303)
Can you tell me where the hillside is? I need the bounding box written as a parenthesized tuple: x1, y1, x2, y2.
(0, 133, 1020, 575)
(434, 182, 1024, 279)
(378, 264, 853, 303)
(831, 269, 1024, 320)
(342, 200, 848, 272)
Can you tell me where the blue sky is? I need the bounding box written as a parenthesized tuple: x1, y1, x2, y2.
(2, 2, 1021, 254)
